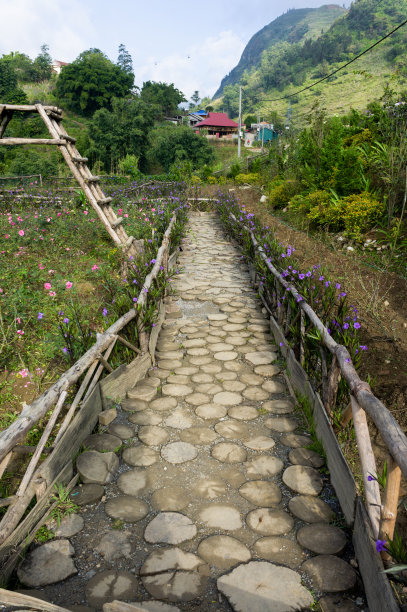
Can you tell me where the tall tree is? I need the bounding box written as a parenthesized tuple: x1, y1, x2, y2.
(0, 59, 27, 103)
(117, 44, 134, 75)
(31, 44, 53, 82)
(191, 90, 200, 106)
(140, 81, 186, 117)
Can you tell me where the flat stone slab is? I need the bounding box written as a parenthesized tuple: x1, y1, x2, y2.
(158, 360, 182, 370)
(199, 504, 242, 529)
(243, 386, 269, 401)
(318, 595, 360, 612)
(150, 397, 177, 412)
(108, 423, 134, 439)
(117, 468, 150, 496)
(141, 548, 209, 602)
(243, 436, 275, 451)
(280, 433, 312, 448)
(215, 421, 249, 439)
(213, 391, 242, 406)
(193, 478, 227, 499)
(129, 412, 162, 425)
(288, 495, 335, 523)
(162, 383, 193, 397)
(151, 487, 191, 511)
(246, 509, 294, 536)
(198, 535, 251, 569)
(76, 451, 119, 484)
(262, 399, 294, 414)
(254, 537, 306, 569)
(85, 570, 138, 607)
(262, 380, 286, 394)
(105, 495, 149, 522)
(245, 351, 277, 366)
(297, 523, 347, 555)
(212, 442, 247, 463)
(138, 425, 170, 447)
(145, 512, 197, 544)
(121, 398, 148, 412)
(239, 481, 281, 507)
(240, 373, 264, 386)
(302, 555, 357, 592)
(54, 513, 84, 538)
(95, 531, 132, 561)
(214, 351, 238, 361)
(228, 405, 258, 421)
(245, 456, 284, 479)
(283, 465, 324, 496)
(165, 410, 194, 429)
(254, 364, 280, 376)
(180, 427, 218, 445)
(128, 384, 157, 402)
(201, 363, 222, 374)
(83, 433, 122, 452)
(161, 441, 197, 464)
(289, 447, 325, 468)
(123, 446, 159, 467)
(187, 347, 210, 356)
(175, 366, 199, 375)
(70, 483, 104, 506)
(217, 561, 314, 612)
(265, 417, 298, 433)
(186, 392, 211, 406)
(18, 540, 76, 587)
(196, 403, 227, 420)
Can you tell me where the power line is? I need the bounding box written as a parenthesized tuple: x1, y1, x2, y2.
(257, 15, 407, 103)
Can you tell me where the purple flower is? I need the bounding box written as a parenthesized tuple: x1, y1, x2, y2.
(367, 475, 375, 482)
(354, 322, 361, 329)
(360, 345, 368, 351)
(319, 275, 324, 281)
(336, 283, 341, 289)
(298, 273, 305, 280)
(343, 323, 349, 329)
(279, 342, 284, 347)
(62, 347, 69, 353)
(376, 539, 387, 553)
(63, 317, 69, 324)
(133, 297, 138, 302)
(102, 308, 108, 317)
(37, 312, 44, 320)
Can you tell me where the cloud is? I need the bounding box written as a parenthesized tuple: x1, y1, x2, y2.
(0, 0, 95, 61)
(135, 30, 245, 100)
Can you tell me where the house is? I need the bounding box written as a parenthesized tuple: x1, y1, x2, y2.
(188, 110, 209, 127)
(254, 123, 278, 144)
(193, 112, 238, 139)
(52, 60, 69, 75)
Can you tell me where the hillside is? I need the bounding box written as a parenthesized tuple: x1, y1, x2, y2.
(213, 4, 347, 98)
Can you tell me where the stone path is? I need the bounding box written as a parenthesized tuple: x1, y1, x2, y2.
(17, 213, 363, 612)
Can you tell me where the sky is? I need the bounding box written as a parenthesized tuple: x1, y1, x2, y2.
(0, 0, 352, 101)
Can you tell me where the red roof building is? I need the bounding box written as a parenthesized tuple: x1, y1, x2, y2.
(194, 112, 238, 139)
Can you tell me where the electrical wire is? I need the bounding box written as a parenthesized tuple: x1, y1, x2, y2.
(258, 15, 407, 103)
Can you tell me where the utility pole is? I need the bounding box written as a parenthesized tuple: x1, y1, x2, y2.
(238, 86, 242, 158)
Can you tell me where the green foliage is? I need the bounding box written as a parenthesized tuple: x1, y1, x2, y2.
(140, 81, 186, 118)
(0, 59, 28, 103)
(147, 124, 214, 173)
(34, 525, 54, 543)
(244, 114, 257, 127)
(49, 483, 79, 525)
(117, 44, 134, 75)
(267, 179, 299, 208)
(235, 172, 261, 185)
(289, 190, 330, 215)
(117, 154, 142, 179)
(55, 49, 134, 116)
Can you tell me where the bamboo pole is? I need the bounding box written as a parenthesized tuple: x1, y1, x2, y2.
(0, 589, 70, 611)
(379, 456, 402, 560)
(0, 138, 65, 145)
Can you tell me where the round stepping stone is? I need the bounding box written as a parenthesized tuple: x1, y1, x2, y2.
(123, 446, 158, 467)
(161, 441, 197, 464)
(208, 313, 228, 321)
(175, 366, 199, 375)
(289, 495, 334, 523)
(129, 412, 162, 426)
(83, 433, 122, 452)
(164, 410, 194, 429)
(192, 373, 213, 383)
(180, 325, 199, 333)
(253, 537, 306, 569)
(223, 323, 245, 332)
(108, 423, 134, 439)
(183, 338, 206, 348)
(297, 523, 347, 555)
(150, 397, 177, 412)
(54, 514, 84, 537)
(209, 342, 234, 352)
(149, 369, 171, 380)
(77, 451, 119, 484)
(186, 392, 210, 406)
(262, 399, 294, 414)
(265, 417, 298, 433)
(227, 336, 247, 346)
(246, 508, 294, 536)
(17, 540, 77, 587)
(70, 484, 104, 506)
(215, 421, 249, 439)
(187, 347, 210, 356)
(95, 531, 132, 562)
(199, 504, 242, 530)
(141, 548, 209, 602)
(243, 386, 269, 401)
(138, 425, 169, 447)
(224, 361, 245, 372)
(193, 478, 227, 499)
(145, 512, 197, 544)
(241, 373, 264, 386)
(151, 487, 191, 511)
(280, 433, 312, 448)
(213, 391, 242, 406)
(196, 403, 227, 420)
(85, 570, 138, 607)
(283, 465, 323, 496)
(117, 469, 150, 496)
(228, 405, 259, 421)
(105, 496, 149, 522)
(201, 363, 222, 374)
(239, 481, 281, 507)
(158, 360, 182, 370)
(254, 364, 280, 376)
(212, 442, 247, 463)
(166, 374, 190, 385)
(214, 351, 238, 362)
(262, 380, 286, 394)
(190, 355, 212, 365)
(196, 382, 223, 395)
(217, 561, 314, 612)
(243, 436, 275, 451)
(158, 351, 184, 360)
(162, 383, 193, 397)
(180, 427, 218, 444)
(302, 555, 357, 592)
(246, 351, 276, 366)
(289, 447, 325, 468)
(128, 384, 157, 402)
(198, 535, 251, 569)
(222, 380, 246, 392)
(147, 376, 162, 387)
(218, 370, 238, 381)
(245, 456, 284, 479)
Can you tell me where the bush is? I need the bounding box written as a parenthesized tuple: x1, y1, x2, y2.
(235, 173, 261, 185)
(206, 176, 218, 184)
(268, 179, 299, 209)
(289, 190, 330, 215)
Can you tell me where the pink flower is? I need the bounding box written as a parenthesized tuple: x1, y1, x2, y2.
(65, 281, 73, 289)
(48, 269, 55, 274)
(151, 208, 156, 212)
(16, 317, 21, 324)
(18, 368, 29, 378)
(17, 329, 24, 335)
(44, 282, 52, 290)
(39, 263, 45, 269)
(91, 265, 99, 271)
(18, 230, 25, 236)
(84, 210, 88, 215)
(124, 213, 128, 218)
(5, 234, 9, 239)
(49, 291, 56, 297)
(57, 212, 62, 216)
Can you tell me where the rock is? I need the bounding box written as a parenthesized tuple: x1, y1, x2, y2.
(245, 351, 277, 366)
(289, 447, 325, 468)
(265, 417, 298, 433)
(280, 433, 312, 448)
(54, 513, 84, 537)
(145, 512, 197, 544)
(180, 427, 218, 444)
(199, 504, 242, 529)
(85, 570, 138, 607)
(105, 496, 149, 522)
(99, 408, 117, 426)
(198, 535, 251, 569)
(132, 603, 181, 612)
(243, 436, 275, 451)
(76, 451, 119, 484)
(214, 351, 238, 362)
(212, 442, 247, 463)
(254, 537, 306, 569)
(151, 487, 191, 511)
(302, 555, 357, 592)
(282, 465, 323, 496)
(288, 495, 334, 523)
(83, 433, 122, 452)
(297, 523, 347, 555)
(215, 421, 249, 439)
(262, 399, 294, 414)
(245, 456, 284, 479)
(138, 425, 170, 447)
(17, 540, 77, 587)
(129, 412, 163, 425)
(228, 405, 258, 421)
(121, 398, 148, 412)
(165, 410, 194, 429)
(254, 364, 280, 377)
(214, 391, 242, 406)
(117, 468, 150, 496)
(128, 384, 157, 402)
(95, 530, 132, 561)
(185, 392, 211, 406)
(70, 483, 104, 506)
(239, 481, 281, 507)
(318, 595, 360, 611)
(243, 386, 269, 401)
(161, 441, 198, 464)
(262, 380, 285, 394)
(217, 561, 314, 612)
(162, 383, 193, 397)
(195, 403, 227, 420)
(193, 478, 227, 499)
(107, 423, 134, 439)
(246, 509, 294, 536)
(150, 397, 177, 412)
(123, 445, 159, 467)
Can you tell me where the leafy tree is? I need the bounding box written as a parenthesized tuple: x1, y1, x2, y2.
(147, 124, 214, 172)
(31, 44, 52, 82)
(191, 90, 200, 106)
(55, 49, 134, 116)
(244, 114, 257, 127)
(0, 59, 27, 103)
(117, 44, 134, 75)
(1, 51, 33, 82)
(140, 81, 186, 117)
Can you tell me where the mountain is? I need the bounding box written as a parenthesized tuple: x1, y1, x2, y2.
(213, 4, 347, 99)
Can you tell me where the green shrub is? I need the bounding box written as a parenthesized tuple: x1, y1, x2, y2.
(235, 173, 261, 185)
(206, 175, 218, 184)
(289, 190, 330, 215)
(268, 179, 299, 209)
